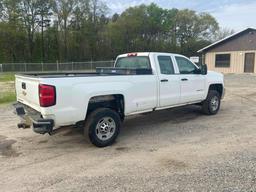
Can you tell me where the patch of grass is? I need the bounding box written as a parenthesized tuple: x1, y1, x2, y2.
(0, 92, 16, 104)
(0, 73, 15, 82)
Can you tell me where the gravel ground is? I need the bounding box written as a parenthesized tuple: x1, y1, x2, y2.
(0, 74, 256, 192)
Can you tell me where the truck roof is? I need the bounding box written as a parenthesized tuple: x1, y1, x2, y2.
(117, 52, 184, 58)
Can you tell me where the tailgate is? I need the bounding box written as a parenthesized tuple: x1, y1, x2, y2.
(15, 75, 41, 111)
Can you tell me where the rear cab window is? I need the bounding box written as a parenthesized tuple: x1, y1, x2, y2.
(115, 56, 151, 69)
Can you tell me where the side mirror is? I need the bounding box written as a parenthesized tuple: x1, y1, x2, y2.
(200, 64, 208, 75)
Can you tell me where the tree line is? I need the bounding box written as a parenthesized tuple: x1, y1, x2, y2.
(0, 0, 234, 63)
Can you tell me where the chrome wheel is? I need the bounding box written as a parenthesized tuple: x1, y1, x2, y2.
(95, 117, 116, 141)
(210, 96, 219, 111)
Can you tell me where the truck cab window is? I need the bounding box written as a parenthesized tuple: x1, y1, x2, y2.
(175, 56, 198, 74)
(115, 56, 150, 69)
(158, 56, 175, 74)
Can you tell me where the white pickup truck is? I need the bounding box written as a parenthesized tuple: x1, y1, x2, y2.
(14, 52, 224, 147)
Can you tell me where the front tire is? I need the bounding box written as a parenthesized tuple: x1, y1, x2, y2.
(202, 90, 221, 115)
(84, 108, 121, 147)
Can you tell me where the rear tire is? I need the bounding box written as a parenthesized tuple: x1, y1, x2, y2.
(202, 90, 221, 115)
(84, 108, 121, 147)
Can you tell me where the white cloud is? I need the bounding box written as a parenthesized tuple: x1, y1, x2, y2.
(210, 1, 256, 31)
(104, 0, 154, 14)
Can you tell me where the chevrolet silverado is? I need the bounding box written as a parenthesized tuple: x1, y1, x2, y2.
(14, 52, 224, 147)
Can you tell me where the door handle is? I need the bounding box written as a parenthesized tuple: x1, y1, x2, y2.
(161, 79, 168, 82)
(181, 78, 188, 81)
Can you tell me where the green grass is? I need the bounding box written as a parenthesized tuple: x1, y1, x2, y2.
(0, 92, 16, 104)
(0, 73, 15, 82)
(0, 73, 16, 104)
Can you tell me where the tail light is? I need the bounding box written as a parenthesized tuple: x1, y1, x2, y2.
(39, 84, 56, 107)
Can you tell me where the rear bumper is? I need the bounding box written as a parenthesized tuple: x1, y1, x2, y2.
(13, 102, 54, 134)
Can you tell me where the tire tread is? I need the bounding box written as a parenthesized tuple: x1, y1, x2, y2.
(202, 90, 220, 115)
(84, 108, 121, 147)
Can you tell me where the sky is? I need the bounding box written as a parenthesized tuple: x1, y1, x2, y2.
(103, 0, 256, 31)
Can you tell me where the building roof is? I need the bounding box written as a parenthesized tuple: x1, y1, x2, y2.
(197, 28, 256, 53)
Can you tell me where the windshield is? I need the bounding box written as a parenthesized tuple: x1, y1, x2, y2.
(115, 56, 151, 69)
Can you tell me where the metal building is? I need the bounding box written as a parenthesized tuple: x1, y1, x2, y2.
(198, 28, 256, 73)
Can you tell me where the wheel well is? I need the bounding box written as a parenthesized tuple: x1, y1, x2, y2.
(86, 94, 125, 120)
(209, 84, 223, 97)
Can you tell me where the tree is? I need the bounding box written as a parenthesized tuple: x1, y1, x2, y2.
(0, 0, 4, 20)
(0, 0, 26, 62)
(37, 0, 52, 62)
(52, 0, 76, 61)
(0, 2, 226, 63)
(175, 9, 219, 55)
(69, 0, 108, 60)
(0, 0, 21, 22)
(20, 0, 41, 61)
(213, 27, 235, 42)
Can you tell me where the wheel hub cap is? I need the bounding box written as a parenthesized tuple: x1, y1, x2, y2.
(210, 96, 219, 111)
(96, 117, 116, 141)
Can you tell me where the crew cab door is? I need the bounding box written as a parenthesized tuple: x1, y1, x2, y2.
(174, 56, 205, 103)
(156, 55, 181, 107)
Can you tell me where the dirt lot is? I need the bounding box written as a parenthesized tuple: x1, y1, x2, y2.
(0, 74, 256, 192)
